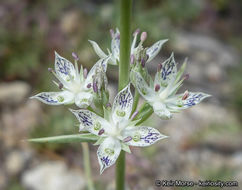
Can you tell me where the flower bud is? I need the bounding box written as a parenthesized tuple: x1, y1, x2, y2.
(155, 84, 160, 92)
(140, 32, 147, 42)
(72, 52, 79, 61)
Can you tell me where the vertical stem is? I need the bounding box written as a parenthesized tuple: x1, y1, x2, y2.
(116, 0, 132, 190)
(81, 143, 95, 190)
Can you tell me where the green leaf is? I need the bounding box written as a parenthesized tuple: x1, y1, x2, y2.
(27, 133, 98, 143)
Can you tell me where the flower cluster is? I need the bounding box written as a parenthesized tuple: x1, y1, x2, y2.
(31, 28, 210, 174)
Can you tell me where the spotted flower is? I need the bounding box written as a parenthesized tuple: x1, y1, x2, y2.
(89, 28, 167, 65)
(70, 84, 167, 173)
(31, 52, 109, 108)
(133, 53, 211, 119)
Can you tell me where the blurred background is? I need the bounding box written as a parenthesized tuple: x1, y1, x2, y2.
(0, 0, 242, 189)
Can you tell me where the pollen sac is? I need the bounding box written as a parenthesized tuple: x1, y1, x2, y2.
(72, 52, 79, 61)
(157, 63, 162, 72)
(140, 31, 147, 42)
(83, 68, 88, 79)
(87, 83, 92, 88)
(58, 83, 64, 89)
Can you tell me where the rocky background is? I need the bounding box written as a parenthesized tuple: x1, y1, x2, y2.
(0, 0, 242, 190)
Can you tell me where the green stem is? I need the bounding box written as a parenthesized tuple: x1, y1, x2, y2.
(131, 89, 140, 115)
(135, 103, 154, 125)
(116, 0, 132, 190)
(81, 142, 95, 190)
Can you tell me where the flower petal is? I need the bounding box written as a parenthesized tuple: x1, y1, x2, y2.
(122, 126, 167, 147)
(133, 71, 155, 101)
(70, 109, 111, 136)
(111, 28, 120, 61)
(182, 92, 211, 109)
(30, 91, 74, 105)
(152, 102, 172, 119)
(75, 92, 93, 108)
(85, 57, 109, 85)
(88, 40, 107, 58)
(112, 84, 133, 124)
(155, 53, 177, 87)
(97, 137, 121, 174)
(146, 39, 168, 63)
(54, 52, 77, 84)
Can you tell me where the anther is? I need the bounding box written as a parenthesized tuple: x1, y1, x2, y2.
(58, 83, 64, 89)
(110, 29, 114, 38)
(93, 81, 98, 93)
(72, 52, 79, 61)
(123, 136, 132, 143)
(184, 74, 190, 80)
(133, 28, 140, 36)
(130, 54, 135, 65)
(48, 68, 53, 73)
(141, 58, 146, 68)
(140, 32, 147, 42)
(131, 111, 139, 120)
(83, 68, 88, 79)
(106, 103, 112, 108)
(98, 129, 105, 136)
(87, 83, 92, 88)
(155, 84, 160, 92)
(157, 63, 162, 72)
(182, 90, 189, 100)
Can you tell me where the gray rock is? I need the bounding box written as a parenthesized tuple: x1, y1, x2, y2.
(22, 161, 85, 190)
(0, 81, 30, 106)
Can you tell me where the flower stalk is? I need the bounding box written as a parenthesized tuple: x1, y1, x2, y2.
(116, 0, 132, 190)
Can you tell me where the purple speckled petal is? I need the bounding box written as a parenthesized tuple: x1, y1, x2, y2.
(146, 39, 168, 63)
(97, 137, 121, 174)
(112, 84, 133, 125)
(54, 52, 77, 84)
(30, 91, 74, 105)
(70, 109, 111, 135)
(122, 126, 167, 147)
(181, 92, 211, 109)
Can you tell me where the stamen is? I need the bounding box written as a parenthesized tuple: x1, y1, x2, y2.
(182, 90, 189, 100)
(155, 84, 160, 92)
(72, 52, 79, 61)
(106, 103, 112, 108)
(131, 111, 139, 120)
(157, 63, 162, 72)
(116, 33, 120, 40)
(93, 81, 98, 93)
(130, 54, 135, 65)
(140, 32, 147, 42)
(98, 129, 105, 136)
(58, 83, 64, 89)
(123, 136, 132, 143)
(141, 58, 145, 68)
(133, 28, 140, 36)
(183, 74, 189, 80)
(110, 29, 114, 38)
(48, 68, 53, 72)
(87, 83, 92, 88)
(83, 68, 88, 79)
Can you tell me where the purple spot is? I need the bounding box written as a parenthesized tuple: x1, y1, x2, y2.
(78, 112, 93, 126)
(101, 156, 110, 166)
(141, 129, 160, 144)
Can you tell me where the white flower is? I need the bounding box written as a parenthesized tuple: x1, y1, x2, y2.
(70, 84, 167, 173)
(89, 28, 168, 65)
(133, 53, 211, 119)
(31, 52, 109, 108)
